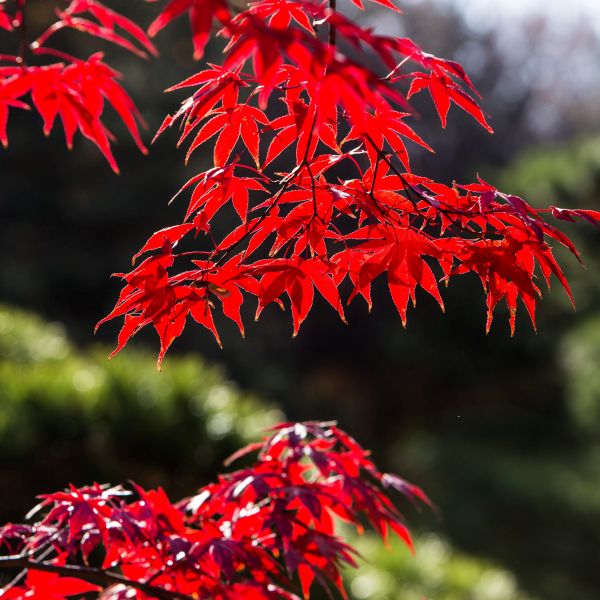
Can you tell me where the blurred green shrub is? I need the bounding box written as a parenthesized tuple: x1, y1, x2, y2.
(0, 304, 283, 520)
(562, 315, 600, 436)
(345, 533, 533, 600)
(0, 305, 537, 600)
(0, 304, 71, 363)
(498, 137, 600, 208)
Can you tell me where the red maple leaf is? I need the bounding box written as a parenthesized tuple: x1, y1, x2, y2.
(147, 0, 230, 59)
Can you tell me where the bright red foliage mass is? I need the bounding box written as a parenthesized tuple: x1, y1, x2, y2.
(107, 0, 600, 361)
(0, 422, 426, 599)
(2, 1, 599, 365)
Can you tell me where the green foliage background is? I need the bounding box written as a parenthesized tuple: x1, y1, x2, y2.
(0, 305, 282, 520)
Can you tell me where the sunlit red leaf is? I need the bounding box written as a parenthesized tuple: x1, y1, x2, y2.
(147, 0, 230, 59)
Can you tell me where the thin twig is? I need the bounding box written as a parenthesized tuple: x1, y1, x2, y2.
(16, 0, 28, 65)
(329, 0, 337, 47)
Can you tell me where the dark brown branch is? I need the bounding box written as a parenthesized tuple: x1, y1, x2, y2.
(0, 555, 192, 600)
(329, 0, 337, 47)
(362, 132, 482, 236)
(213, 111, 319, 267)
(212, 174, 293, 267)
(16, 0, 28, 64)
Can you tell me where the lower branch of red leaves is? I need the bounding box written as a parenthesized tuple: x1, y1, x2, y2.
(0, 422, 428, 600)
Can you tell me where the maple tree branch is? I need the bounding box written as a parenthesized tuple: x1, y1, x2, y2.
(370, 155, 382, 196)
(356, 140, 415, 230)
(220, 113, 323, 264)
(361, 133, 482, 237)
(212, 112, 320, 268)
(383, 56, 411, 82)
(0, 54, 21, 63)
(227, 0, 249, 15)
(213, 175, 293, 266)
(16, 0, 28, 64)
(329, 0, 337, 47)
(0, 555, 192, 600)
(30, 45, 80, 63)
(0, 543, 53, 592)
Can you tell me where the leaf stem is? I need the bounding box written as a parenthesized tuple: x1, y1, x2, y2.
(329, 0, 337, 47)
(16, 0, 28, 65)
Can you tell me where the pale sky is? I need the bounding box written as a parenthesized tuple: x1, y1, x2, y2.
(358, 0, 600, 38)
(445, 0, 600, 33)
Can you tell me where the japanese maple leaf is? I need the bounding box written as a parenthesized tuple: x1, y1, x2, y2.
(102, 249, 225, 368)
(250, 0, 316, 34)
(36, 1, 158, 60)
(0, 75, 30, 148)
(550, 206, 600, 228)
(161, 63, 246, 129)
(408, 71, 493, 132)
(263, 99, 336, 167)
(336, 225, 445, 322)
(28, 55, 146, 173)
(447, 233, 542, 335)
(176, 167, 268, 224)
(268, 186, 334, 256)
(197, 256, 261, 337)
(254, 258, 344, 336)
(344, 108, 433, 171)
(33, 484, 122, 544)
(185, 103, 268, 167)
(147, 0, 230, 59)
(64, 0, 157, 57)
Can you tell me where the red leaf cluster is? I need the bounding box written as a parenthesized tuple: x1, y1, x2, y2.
(3, 2, 599, 361)
(0, 422, 425, 600)
(0, 0, 153, 171)
(91, 0, 600, 366)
